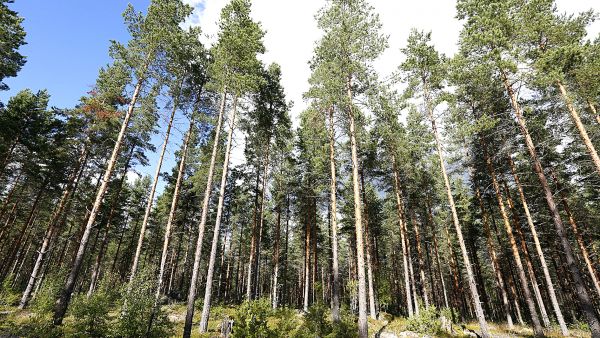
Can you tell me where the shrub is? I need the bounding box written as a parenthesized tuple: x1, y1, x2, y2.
(405, 306, 442, 335)
(0, 274, 20, 306)
(231, 299, 274, 338)
(302, 302, 331, 337)
(30, 272, 63, 315)
(67, 287, 112, 337)
(272, 307, 301, 337)
(113, 269, 173, 338)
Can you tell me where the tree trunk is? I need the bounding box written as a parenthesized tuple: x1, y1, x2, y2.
(303, 199, 311, 312)
(52, 79, 143, 325)
(481, 141, 543, 336)
(88, 147, 134, 297)
(246, 150, 263, 300)
(129, 99, 178, 286)
(426, 198, 449, 309)
(19, 146, 89, 309)
(2, 179, 47, 278)
(502, 180, 550, 327)
(501, 71, 600, 336)
(253, 144, 270, 299)
(507, 155, 568, 336)
(425, 88, 489, 336)
(586, 99, 600, 125)
(475, 187, 513, 329)
(391, 158, 413, 317)
(153, 118, 193, 307)
(271, 202, 281, 309)
(405, 219, 419, 316)
(550, 170, 600, 299)
(360, 169, 377, 319)
(183, 89, 228, 338)
(411, 211, 430, 309)
(347, 79, 368, 338)
(557, 82, 600, 177)
(198, 96, 237, 333)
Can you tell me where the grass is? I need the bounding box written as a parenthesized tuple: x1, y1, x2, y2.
(0, 303, 594, 338)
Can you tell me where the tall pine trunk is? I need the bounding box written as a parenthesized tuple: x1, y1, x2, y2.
(53, 79, 143, 325)
(501, 71, 600, 336)
(392, 158, 413, 317)
(347, 80, 368, 338)
(481, 141, 543, 336)
(153, 118, 192, 305)
(360, 169, 377, 319)
(557, 82, 600, 177)
(328, 106, 341, 322)
(199, 96, 237, 332)
(19, 146, 88, 309)
(475, 188, 513, 329)
(550, 171, 600, 299)
(507, 155, 568, 335)
(502, 180, 550, 327)
(128, 99, 178, 285)
(425, 88, 489, 336)
(183, 89, 228, 338)
(411, 211, 430, 309)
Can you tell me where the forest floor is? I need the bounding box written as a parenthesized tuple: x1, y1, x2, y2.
(161, 303, 591, 338)
(0, 303, 593, 338)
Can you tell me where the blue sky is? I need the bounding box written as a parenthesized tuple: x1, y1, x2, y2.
(0, 0, 207, 193)
(0, 0, 150, 107)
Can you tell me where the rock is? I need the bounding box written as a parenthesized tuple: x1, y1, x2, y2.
(377, 331, 398, 338)
(440, 315, 453, 334)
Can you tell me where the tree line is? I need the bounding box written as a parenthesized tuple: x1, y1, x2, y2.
(0, 0, 599, 337)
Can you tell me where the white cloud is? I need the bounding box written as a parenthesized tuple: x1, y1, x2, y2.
(190, 0, 599, 129)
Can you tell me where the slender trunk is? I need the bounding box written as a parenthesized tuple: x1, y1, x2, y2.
(557, 82, 600, 177)
(246, 158, 262, 300)
(0, 170, 22, 221)
(52, 79, 143, 325)
(501, 71, 600, 336)
(586, 99, 600, 125)
(271, 203, 281, 309)
(551, 170, 600, 299)
(405, 219, 419, 316)
(502, 180, 550, 327)
(360, 169, 377, 319)
(253, 144, 270, 298)
(481, 142, 543, 336)
(129, 100, 178, 285)
(411, 212, 429, 309)
(0, 136, 18, 175)
(199, 96, 237, 332)
(426, 198, 449, 309)
(425, 88, 488, 336)
(19, 147, 89, 309)
(153, 118, 192, 306)
(88, 147, 134, 297)
(507, 155, 568, 336)
(303, 199, 311, 312)
(183, 89, 228, 338)
(347, 79, 368, 338)
(391, 159, 413, 317)
(2, 180, 47, 277)
(475, 188, 513, 329)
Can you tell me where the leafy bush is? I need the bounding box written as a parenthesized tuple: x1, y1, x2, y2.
(405, 306, 442, 335)
(231, 299, 275, 338)
(30, 272, 63, 315)
(113, 269, 173, 338)
(67, 287, 112, 337)
(327, 310, 358, 338)
(302, 302, 330, 337)
(272, 307, 301, 336)
(0, 274, 20, 306)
